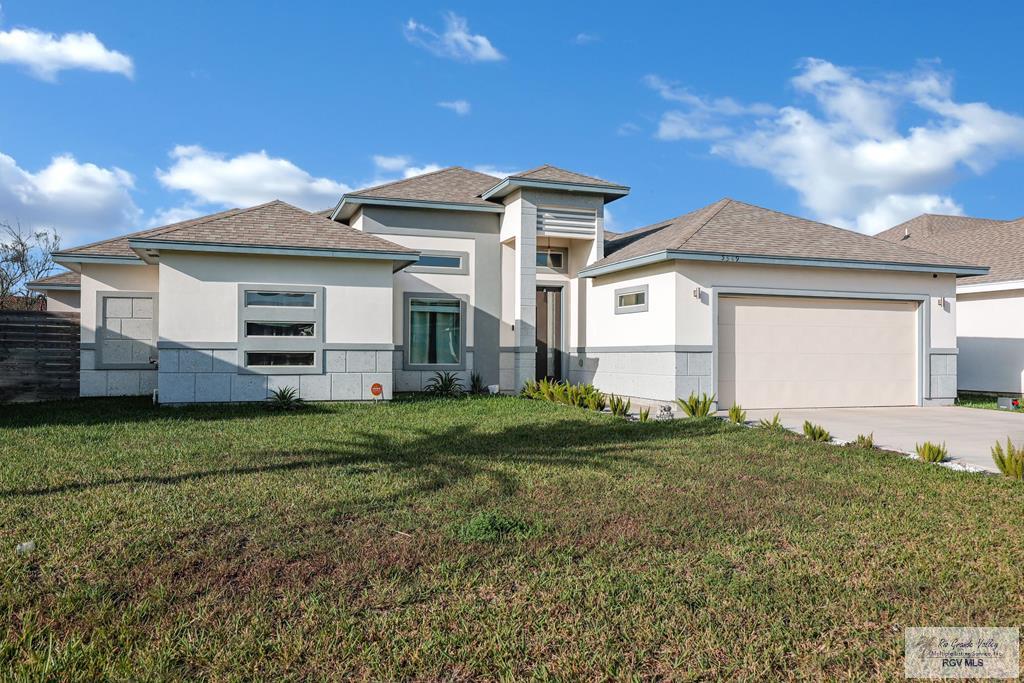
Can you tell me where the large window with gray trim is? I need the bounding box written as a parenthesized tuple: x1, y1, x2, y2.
(406, 249, 469, 275)
(238, 284, 324, 374)
(536, 247, 568, 273)
(404, 293, 466, 370)
(614, 284, 649, 314)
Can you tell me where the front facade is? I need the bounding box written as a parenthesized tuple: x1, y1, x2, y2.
(53, 165, 986, 409)
(877, 214, 1024, 395)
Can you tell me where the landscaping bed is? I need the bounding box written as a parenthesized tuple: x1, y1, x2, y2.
(2, 396, 1024, 679)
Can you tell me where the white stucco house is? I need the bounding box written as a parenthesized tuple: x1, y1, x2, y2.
(27, 271, 81, 313)
(51, 164, 986, 409)
(877, 213, 1024, 395)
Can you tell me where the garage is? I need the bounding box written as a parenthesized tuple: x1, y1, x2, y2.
(717, 295, 919, 409)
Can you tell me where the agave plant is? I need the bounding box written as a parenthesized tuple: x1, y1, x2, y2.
(853, 433, 875, 449)
(608, 394, 631, 418)
(676, 392, 716, 418)
(469, 371, 485, 395)
(915, 441, 948, 463)
(424, 371, 465, 398)
(638, 406, 651, 423)
(802, 421, 831, 442)
(585, 390, 607, 412)
(757, 412, 784, 432)
(992, 438, 1024, 479)
(268, 385, 304, 411)
(727, 403, 746, 424)
(520, 379, 541, 399)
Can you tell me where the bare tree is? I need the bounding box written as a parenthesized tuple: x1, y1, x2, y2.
(0, 221, 61, 310)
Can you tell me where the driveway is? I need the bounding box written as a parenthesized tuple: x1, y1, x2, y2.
(742, 406, 1024, 472)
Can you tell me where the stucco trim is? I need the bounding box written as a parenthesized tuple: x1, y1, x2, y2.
(481, 177, 630, 201)
(129, 238, 418, 267)
(95, 290, 159, 370)
(332, 196, 505, 221)
(402, 291, 469, 372)
(929, 347, 959, 355)
(573, 345, 714, 353)
(956, 279, 1024, 294)
(54, 254, 144, 266)
(26, 283, 80, 291)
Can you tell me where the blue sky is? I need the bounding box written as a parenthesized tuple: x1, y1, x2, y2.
(3, 1, 1024, 247)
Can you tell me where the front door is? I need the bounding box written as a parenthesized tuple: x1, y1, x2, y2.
(535, 287, 562, 381)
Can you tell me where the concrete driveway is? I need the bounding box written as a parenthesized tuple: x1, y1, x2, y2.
(742, 406, 1024, 472)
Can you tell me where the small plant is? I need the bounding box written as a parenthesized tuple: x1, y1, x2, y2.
(424, 371, 464, 398)
(268, 385, 304, 411)
(852, 433, 874, 449)
(457, 510, 538, 542)
(915, 441, 948, 463)
(521, 379, 541, 399)
(469, 371, 485, 395)
(802, 421, 831, 442)
(638, 406, 651, 423)
(586, 391, 607, 412)
(675, 392, 715, 418)
(727, 403, 746, 424)
(608, 394, 631, 418)
(757, 412, 784, 432)
(992, 438, 1024, 479)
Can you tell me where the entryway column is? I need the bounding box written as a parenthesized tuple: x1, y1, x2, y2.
(513, 200, 538, 390)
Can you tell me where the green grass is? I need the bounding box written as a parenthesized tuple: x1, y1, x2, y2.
(2, 396, 1024, 679)
(956, 392, 1018, 411)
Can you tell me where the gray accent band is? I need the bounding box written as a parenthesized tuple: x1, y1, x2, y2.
(79, 342, 97, 349)
(324, 343, 395, 351)
(500, 345, 538, 353)
(929, 348, 959, 355)
(158, 341, 239, 350)
(573, 345, 714, 353)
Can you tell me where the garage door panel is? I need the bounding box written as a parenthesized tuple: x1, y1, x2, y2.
(718, 296, 917, 409)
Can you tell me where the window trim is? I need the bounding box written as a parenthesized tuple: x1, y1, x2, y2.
(536, 247, 569, 274)
(406, 249, 470, 275)
(237, 284, 324, 374)
(95, 291, 159, 370)
(614, 284, 649, 314)
(403, 291, 468, 371)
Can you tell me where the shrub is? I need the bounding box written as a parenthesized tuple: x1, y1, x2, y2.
(727, 403, 747, 424)
(638, 406, 651, 423)
(608, 394, 631, 418)
(757, 412, 784, 432)
(268, 386, 304, 411)
(676, 392, 716, 418)
(992, 438, 1024, 479)
(521, 379, 541, 399)
(915, 441, 948, 463)
(802, 421, 831, 442)
(584, 387, 607, 412)
(469, 371, 485, 394)
(457, 511, 538, 542)
(424, 371, 465, 398)
(852, 433, 875, 449)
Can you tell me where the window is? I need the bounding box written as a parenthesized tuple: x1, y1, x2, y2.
(536, 249, 566, 271)
(406, 296, 464, 368)
(245, 352, 315, 367)
(407, 250, 469, 275)
(614, 285, 649, 314)
(244, 291, 315, 307)
(245, 322, 315, 337)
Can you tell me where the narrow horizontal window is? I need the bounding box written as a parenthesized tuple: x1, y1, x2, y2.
(537, 250, 565, 270)
(245, 322, 315, 337)
(618, 292, 645, 308)
(244, 291, 314, 307)
(418, 254, 463, 269)
(245, 352, 315, 367)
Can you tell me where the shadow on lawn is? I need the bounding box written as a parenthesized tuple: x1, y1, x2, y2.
(0, 415, 725, 501)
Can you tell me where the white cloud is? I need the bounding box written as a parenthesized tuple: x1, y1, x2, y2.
(574, 32, 599, 45)
(404, 12, 504, 62)
(145, 205, 206, 228)
(0, 28, 133, 81)
(0, 151, 140, 242)
(616, 122, 641, 136)
(156, 145, 351, 210)
(472, 164, 517, 178)
(371, 155, 442, 180)
(648, 60, 1024, 233)
(372, 154, 412, 173)
(437, 99, 471, 116)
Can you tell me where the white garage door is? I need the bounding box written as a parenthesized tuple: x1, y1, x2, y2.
(718, 295, 918, 409)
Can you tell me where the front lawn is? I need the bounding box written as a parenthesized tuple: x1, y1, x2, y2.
(2, 397, 1023, 679)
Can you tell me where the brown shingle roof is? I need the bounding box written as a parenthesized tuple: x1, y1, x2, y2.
(58, 201, 414, 259)
(510, 164, 625, 188)
(874, 213, 1024, 285)
(27, 270, 80, 289)
(591, 198, 984, 273)
(349, 166, 499, 207)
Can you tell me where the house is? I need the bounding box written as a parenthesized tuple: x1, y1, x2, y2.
(876, 213, 1024, 395)
(52, 165, 986, 408)
(26, 271, 81, 313)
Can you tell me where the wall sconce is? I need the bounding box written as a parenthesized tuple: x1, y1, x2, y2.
(937, 297, 946, 308)
(693, 288, 701, 300)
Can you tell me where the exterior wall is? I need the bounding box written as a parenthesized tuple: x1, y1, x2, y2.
(360, 205, 500, 390)
(580, 260, 958, 405)
(79, 263, 160, 397)
(43, 290, 80, 313)
(156, 252, 394, 403)
(956, 289, 1024, 394)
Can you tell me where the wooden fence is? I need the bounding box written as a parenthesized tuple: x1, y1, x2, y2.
(0, 310, 80, 402)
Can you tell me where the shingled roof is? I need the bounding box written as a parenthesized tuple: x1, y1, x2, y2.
(586, 199, 986, 276)
(508, 164, 624, 188)
(27, 270, 80, 289)
(56, 201, 416, 261)
(346, 166, 500, 208)
(875, 213, 1024, 286)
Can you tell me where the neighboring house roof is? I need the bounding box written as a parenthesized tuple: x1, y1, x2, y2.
(583, 198, 988, 278)
(27, 270, 81, 290)
(875, 213, 1023, 286)
(55, 201, 417, 266)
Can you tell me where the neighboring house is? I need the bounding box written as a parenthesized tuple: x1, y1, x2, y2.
(26, 271, 82, 313)
(52, 164, 986, 408)
(877, 214, 1024, 395)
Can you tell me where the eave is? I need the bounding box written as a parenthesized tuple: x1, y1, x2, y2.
(480, 177, 630, 203)
(330, 195, 504, 221)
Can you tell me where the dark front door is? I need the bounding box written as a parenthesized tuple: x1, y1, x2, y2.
(535, 287, 562, 381)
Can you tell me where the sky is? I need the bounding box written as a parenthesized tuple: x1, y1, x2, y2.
(3, 1, 1024, 248)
